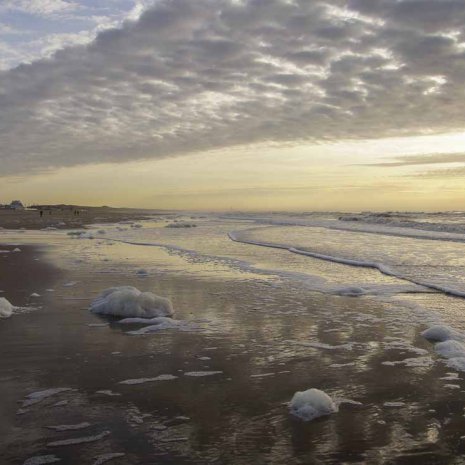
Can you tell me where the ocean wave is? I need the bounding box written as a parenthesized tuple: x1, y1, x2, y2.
(228, 231, 465, 299)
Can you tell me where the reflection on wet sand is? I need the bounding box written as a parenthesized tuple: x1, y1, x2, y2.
(2, 218, 465, 464)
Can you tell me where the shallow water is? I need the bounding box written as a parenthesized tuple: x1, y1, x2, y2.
(2, 214, 465, 464)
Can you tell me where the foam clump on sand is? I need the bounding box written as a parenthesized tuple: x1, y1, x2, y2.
(0, 297, 14, 318)
(125, 317, 197, 334)
(422, 324, 465, 372)
(333, 286, 367, 297)
(422, 325, 464, 342)
(90, 286, 173, 319)
(289, 388, 338, 421)
(435, 340, 465, 358)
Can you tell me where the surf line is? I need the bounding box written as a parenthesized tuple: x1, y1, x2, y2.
(224, 216, 465, 244)
(228, 231, 465, 300)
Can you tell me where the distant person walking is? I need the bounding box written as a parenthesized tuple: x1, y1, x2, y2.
(39, 210, 43, 217)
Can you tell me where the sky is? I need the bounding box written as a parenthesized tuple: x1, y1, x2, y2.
(1, 0, 465, 211)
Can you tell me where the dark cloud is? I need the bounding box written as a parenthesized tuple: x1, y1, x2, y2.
(2, 0, 465, 176)
(415, 166, 465, 178)
(349, 0, 465, 30)
(362, 153, 465, 167)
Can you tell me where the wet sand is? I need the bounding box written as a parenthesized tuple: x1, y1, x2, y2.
(2, 231, 465, 464)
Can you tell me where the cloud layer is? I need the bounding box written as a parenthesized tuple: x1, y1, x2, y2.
(364, 152, 465, 167)
(2, 0, 465, 176)
(0, 1, 154, 69)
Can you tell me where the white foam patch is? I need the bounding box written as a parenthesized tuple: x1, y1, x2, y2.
(338, 398, 363, 406)
(382, 356, 433, 368)
(435, 340, 465, 358)
(383, 402, 406, 408)
(332, 286, 367, 297)
(382, 339, 428, 355)
(118, 316, 172, 324)
(0, 297, 14, 318)
(96, 390, 121, 397)
(46, 422, 91, 431)
(299, 341, 354, 351)
(184, 371, 223, 377)
(92, 453, 125, 465)
(422, 325, 465, 372)
(329, 362, 356, 368)
(422, 325, 465, 343)
(228, 229, 465, 299)
(23, 455, 61, 465)
(118, 374, 177, 385)
(444, 358, 465, 372)
(90, 286, 173, 319)
(124, 317, 198, 334)
(289, 388, 338, 421)
(23, 388, 75, 407)
(47, 431, 110, 447)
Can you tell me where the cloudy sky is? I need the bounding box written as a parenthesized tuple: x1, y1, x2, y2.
(2, 0, 465, 210)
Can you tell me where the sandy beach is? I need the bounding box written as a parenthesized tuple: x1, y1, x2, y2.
(3, 1, 465, 463)
(0, 207, 163, 231)
(2, 213, 465, 464)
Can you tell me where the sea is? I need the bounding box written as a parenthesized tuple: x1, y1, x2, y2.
(2, 211, 465, 464)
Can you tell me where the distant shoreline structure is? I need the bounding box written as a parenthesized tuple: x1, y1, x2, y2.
(0, 200, 24, 210)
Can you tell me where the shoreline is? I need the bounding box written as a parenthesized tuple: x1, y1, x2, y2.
(0, 206, 166, 231)
(3, 219, 465, 464)
(0, 243, 61, 308)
